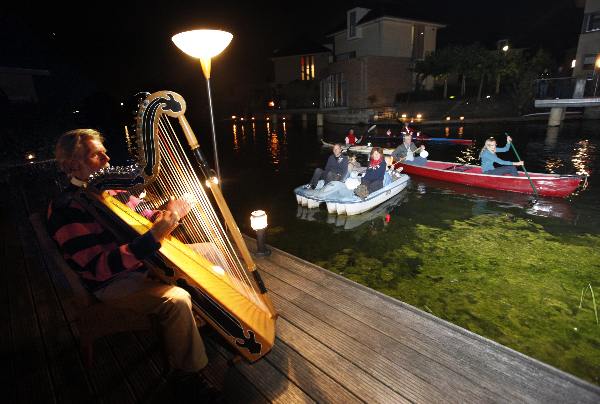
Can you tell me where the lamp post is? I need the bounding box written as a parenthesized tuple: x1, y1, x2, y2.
(250, 210, 271, 257)
(594, 55, 600, 97)
(172, 29, 233, 181)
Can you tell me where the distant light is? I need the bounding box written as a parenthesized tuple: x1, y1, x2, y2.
(416, 114, 423, 119)
(282, 117, 286, 120)
(502, 45, 509, 52)
(25, 152, 36, 160)
(240, 117, 244, 121)
(231, 115, 237, 119)
(420, 32, 424, 35)
(571, 59, 576, 68)
(73, 110, 79, 114)
(312, 102, 315, 105)
(266, 117, 270, 121)
(268, 100, 275, 107)
(486, 95, 491, 99)
(459, 116, 465, 120)
(251, 117, 255, 120)
(449, 95, 455, 99)
(401, 113, 407, 118)
(120, 102, 124, 106)
(446, 116, 451, 121)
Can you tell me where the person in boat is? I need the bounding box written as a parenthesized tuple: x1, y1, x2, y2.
(354, 147, 386, 199)
(307, 143, 348, 189)
(479, 136, 524, 176)
(391, 132, 427, 166)
(347, 152, 362, 175)
(47, 129, 219, 399)
(401, 122, 415, 136)
(345, 128, 359, 145)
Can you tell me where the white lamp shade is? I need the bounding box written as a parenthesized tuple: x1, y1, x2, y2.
(172, 29, 233, 59)
(250, 210, 268, 230)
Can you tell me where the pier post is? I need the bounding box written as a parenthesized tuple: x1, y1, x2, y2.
(547, 107, 565, 127)
(316, 113, 324, 127)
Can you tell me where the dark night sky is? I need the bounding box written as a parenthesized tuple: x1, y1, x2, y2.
(2, 0, 585, 108)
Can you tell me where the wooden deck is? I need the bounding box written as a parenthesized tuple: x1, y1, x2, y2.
(3, 162, 600, 403)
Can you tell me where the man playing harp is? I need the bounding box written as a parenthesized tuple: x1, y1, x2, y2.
(47, 129, 217, 398)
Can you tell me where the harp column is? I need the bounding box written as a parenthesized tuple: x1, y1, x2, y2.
(172, 29, 233, 181)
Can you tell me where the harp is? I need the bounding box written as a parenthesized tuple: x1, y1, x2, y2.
(85, 90, 276, 362)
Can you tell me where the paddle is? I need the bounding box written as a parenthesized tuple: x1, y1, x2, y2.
(357, 124, 376, 144)
(505, 133, 539, 202)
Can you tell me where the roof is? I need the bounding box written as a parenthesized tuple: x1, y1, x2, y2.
(272, 39, 332, 58)
(327, 4, 446, 37)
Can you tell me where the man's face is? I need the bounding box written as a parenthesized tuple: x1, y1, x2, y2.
(333, 145, 342, 157)
(73, 138, 110, 179)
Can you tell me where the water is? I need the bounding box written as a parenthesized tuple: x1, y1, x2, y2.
(219, 118, 600, 384)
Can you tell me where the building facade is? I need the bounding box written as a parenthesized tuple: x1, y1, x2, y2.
(321, 7, 444, 109)
(573, 0, 600, 77)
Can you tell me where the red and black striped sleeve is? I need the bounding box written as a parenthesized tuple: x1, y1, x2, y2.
(47, 196, 160, 291)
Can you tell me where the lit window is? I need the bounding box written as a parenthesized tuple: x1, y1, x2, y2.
(300, 55, 315, 80)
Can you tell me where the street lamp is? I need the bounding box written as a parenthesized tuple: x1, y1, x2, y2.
(250, 210, 271, 257)
(172, 29, 233, 180)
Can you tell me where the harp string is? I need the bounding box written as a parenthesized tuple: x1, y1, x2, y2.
(139, 115, 266, 310)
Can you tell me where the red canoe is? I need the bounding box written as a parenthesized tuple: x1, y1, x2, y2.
(395, 160, 585, 198)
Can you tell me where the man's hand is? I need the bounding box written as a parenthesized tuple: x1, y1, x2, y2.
(150, 210, 180, 241)
(165, 197, 191, 219)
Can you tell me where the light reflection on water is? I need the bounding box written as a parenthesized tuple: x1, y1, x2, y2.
(232, 124, 239, 153)
(544, 157, 564, 174)
(456, 144, 478, 165)
(572, 139, 593, 176)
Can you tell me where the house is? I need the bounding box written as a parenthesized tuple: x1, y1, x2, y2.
(573, 0, 600, 78)
(270, 40, 332, 109)
(321, 6, 445, 109)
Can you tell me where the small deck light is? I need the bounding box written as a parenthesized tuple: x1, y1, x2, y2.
(250, 210, 271, 256)
(416, 114, 423, 119)
(401, 113, 407, 118)
(459, 116, 465, 120)
(446, 116, 451, 121)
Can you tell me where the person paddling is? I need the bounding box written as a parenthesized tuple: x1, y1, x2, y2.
(479, 136, 524, 176)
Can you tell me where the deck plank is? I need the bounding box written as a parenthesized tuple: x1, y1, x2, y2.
(18, 221, 94, 404)
(0, 204, 17, 404)
(259, 257, 507, 402)
(6, 218, 55, 402)
(260, 244, 600, 402)
(264, 338, 363, 404)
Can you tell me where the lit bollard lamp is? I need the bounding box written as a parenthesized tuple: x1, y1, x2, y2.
(250, 210, 271, 257)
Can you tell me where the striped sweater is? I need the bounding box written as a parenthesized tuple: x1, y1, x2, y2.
(47, 184, 161, 292)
